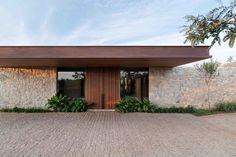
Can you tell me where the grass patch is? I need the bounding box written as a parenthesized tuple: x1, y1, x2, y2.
(192, 109, 214, 116)
(216, 102, 236, 112)
(0, 107, 51, 113)
(154, 107, 215, 116)
(155, 106, 195, 113)
(193, 102, 236, 116)
(155, 107, 233, 116)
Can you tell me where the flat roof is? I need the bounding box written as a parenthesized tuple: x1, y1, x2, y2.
(0, 46, 210, 67)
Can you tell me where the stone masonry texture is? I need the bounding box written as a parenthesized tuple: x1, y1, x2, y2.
(1, 66, 236, 109)
(0, 67, 57, 108)
(149, 66, 236, 108)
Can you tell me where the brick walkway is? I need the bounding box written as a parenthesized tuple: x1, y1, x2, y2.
(0, 112, 236, 157)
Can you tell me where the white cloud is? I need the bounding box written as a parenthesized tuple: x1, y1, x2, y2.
(0, 0, 234, 64)
(38, 7, 55, 44)
(121, 33, 185, 45)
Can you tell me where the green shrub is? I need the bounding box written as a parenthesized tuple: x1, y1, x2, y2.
(155, 106, 195, 113)
(0, 107, 50, 113)
(216, 102, 236, 112)
(115, 97, 156, 113)
(46, 95, 88, 112)
(70, 98, 88, 112)
(46, 94, 70, 112)
(115, 97, 140, 113)
(140, 98, 156, 112)
(115, 97, 196, 113)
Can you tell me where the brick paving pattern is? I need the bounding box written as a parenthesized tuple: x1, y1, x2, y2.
(0, 112, 236, 157)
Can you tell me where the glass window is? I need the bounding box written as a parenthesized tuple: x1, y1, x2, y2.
(57, 70, 85, 98)
(120, 70, 148, 99)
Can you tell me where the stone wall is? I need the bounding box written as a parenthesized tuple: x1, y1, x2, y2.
(149, 66, 236, 108)
(0, 67, 57, 108)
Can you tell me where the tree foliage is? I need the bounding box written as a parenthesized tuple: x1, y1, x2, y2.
(72, 72, 85, 80)
(181, 1, 236, 48)
(195, 60, 220, 109)
(196, 60, 220, 79)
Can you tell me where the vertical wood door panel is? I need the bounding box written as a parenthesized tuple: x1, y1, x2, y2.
(85, 68, 120, 109)
(85, 68, 103, 109)
(103, 68, 120, 109)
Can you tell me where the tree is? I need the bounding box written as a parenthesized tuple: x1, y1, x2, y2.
(181, 1, 236, 48)
(195, 60, 220, 109)
(72, 72, 85, 80)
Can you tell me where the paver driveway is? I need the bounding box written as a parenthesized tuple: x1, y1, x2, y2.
(0, 112, 236, 157)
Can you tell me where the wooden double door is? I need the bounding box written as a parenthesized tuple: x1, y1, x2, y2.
(85, 68, 120, 109)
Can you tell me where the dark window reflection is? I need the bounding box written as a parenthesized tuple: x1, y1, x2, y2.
(120, 70, 148, 98)
(57, 71, 85, 98)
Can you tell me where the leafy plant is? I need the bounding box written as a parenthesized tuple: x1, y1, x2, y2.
(115, 97, 141, 113)
(115, 97, 236, 116)
(70, 98, 88, 112)
(140, 98, 156, 112)
(46, 95, 88, 112)
(216, 102, 236, 112)
(46, 94, 70, 112)
(115, 97, 157, 113)
(115, 97, 197, 113)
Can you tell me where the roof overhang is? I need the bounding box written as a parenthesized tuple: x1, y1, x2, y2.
(0, 46, 210, 67)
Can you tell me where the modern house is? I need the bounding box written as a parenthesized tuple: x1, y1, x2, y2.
(0, 46, 212, 109)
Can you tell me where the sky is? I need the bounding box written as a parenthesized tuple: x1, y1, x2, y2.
(0, 0, 235, 65)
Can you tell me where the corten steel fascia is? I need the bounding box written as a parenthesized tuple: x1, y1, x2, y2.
(0, 46, 210, 67)
(0, 46, 210, 58)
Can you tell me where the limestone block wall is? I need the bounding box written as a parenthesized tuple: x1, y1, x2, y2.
(149, 66, 236, 108)
(0, 67, 57, 108)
